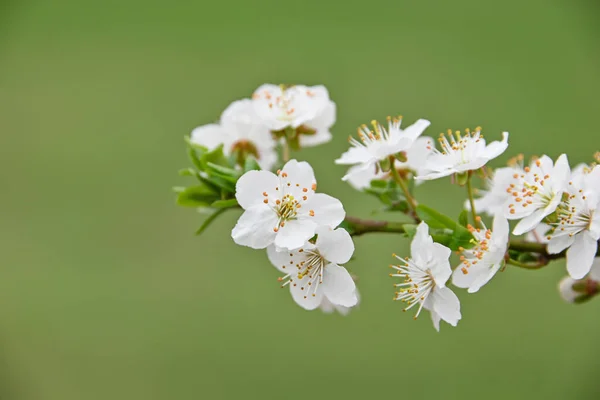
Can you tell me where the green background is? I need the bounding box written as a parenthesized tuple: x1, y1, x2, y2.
(1, 0, 599, 398)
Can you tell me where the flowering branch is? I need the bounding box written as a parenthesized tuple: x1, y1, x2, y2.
(176, 82, 600, 331)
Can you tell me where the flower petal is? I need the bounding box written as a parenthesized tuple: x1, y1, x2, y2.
(280, 159, 316, 198)
(401, 119, 430, 142)
(190, 124, 225, 150)
(267, 244, 314, 274)
(289, 276, 324, 310)
(316, 227, 354, 264)
(566, 232, 598, 279)
(430, 310, 441, 332)
(429, 287, 461, 327)
(231, 205, 278, 249)
(547, 234, 574, 254)
(302, 193, 345, 229)
(274, 219, 318, 251)
(335, 146, 373, 166)
(482, 131, 509, 160)
(235, 170, 280, 209)
(512, 209, 546, 235)
(321, 264, 358, 307)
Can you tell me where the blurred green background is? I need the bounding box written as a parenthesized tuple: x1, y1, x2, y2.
(1, 0, 599, 399)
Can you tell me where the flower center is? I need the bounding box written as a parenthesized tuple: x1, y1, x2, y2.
(552, 194, 594, 238)
(437, 128, 482, 165)
(506, 166, 556, 214)
(230, 140, 259, 166)
(278, 249, 327, 299)
(273, 194, 299, 230)
(391, 256, 436, 320)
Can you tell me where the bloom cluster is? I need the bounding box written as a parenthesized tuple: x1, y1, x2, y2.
(177, 82, 600, 330)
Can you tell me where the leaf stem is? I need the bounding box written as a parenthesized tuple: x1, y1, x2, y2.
(388, 156, 419, 221)
(465, 172, 479, 227)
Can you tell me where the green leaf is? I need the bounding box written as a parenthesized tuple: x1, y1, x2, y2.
(211, 198, 239, 208)
(458, 210, 469, 227)
(178, 168, 197, 177)
(200, 144, 230, 169)
(402, 224, 418, 238)
(244, 157, 261, 172)
(416, 204, 474, 250)
(176, 185, 219, 207)
(204, 175, 236, 192)
(187, 147, 204, 170)
(206, 162, 241, 182)
(195, 208, 228, 236)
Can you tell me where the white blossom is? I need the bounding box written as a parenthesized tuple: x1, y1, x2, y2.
(336, 117, 431, 182)
(345, 136, 434, 190)
(547, 165, 600, 279)
(390, 222, 461, 331)
(191, 99, 278, 170)
(416, 129, 509, 181)
(452, 214, 509, 293)
(267, 227, 357, 310)
(466, 166, 523, 217)
(232, 160, 345, 251)
(252, 84, 335, 147)
(504, 154, 571, 235)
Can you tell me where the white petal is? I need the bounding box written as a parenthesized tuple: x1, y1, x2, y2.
(316, 227, 354, 264)
(415, 169, 457, 181)
(401, 119, 430, 142)
(547, 235, 574, 254)
(235, 170, 280, 209)
(231, 205, 278, 249)
(411, 222, 434, 265)
(429, 243, 452, 287)
(190, 124, 225, 150)
(335, 146, 373, 165)
(280, 159, 316, 191)
(452, 265, 487, 290)
(512, 209, 546, 235)
(566, 233, 598, 279)
(552, 154, 571, 192)
(429, 287, 461, 327)
(482, 132, 509, 160)
(267, 244, 312, 274)
(558, 277, 578, 303)
(492, 214, 510, 245)
(467, 263, 502, 293)
(302, 193, 345, 229)
(274, 219, 318, 251)
(344, 164, 381, 190)
(289, 277, 324, 310)
(322, 264, 358, 307)
(430, 311, 442, 332)
(299, 129, 332, 147)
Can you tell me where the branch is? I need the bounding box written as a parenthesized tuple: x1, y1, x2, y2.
(343, 216, 600, 261)
(344, 216, 407, 236)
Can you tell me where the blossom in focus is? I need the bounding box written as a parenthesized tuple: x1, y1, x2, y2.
(465, 166, 523, 217)
(231, 160, 345, 251)
(345, 136, 434, 190)
(390, 222, 461, 331)
(267, 227, 357, 310)
(504, 154, 571, 235)
(452, 214, 509, 293)
(252, 84, 335, 147)
(547, 165, 600, 279)
(191, 99, 278, 170)
(416, 129, 509, 181)
(336, 117, 431, 182)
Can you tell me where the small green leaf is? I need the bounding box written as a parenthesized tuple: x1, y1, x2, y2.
(458, 210, 469, 227)
(201, 144, 230, 169)
(211, 198, 239, 208)
(204, 175, 236, 192)
(176, 185, 219, 207)
(178, 168, 197, 177)
(195, 207, 228, 236)
(416, 204, 474, 250)
(206, 162, 241, 181)
(402, 224, 418, 238)
(244, 157, 261, 172)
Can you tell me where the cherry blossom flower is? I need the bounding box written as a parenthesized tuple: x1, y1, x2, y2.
(504, 154, 571, 235)
(191, 99, 277, 170)
(452, 214, 509, 293)
(267, 227, 357, 310)
(252, 84, 335, 147)
(336, 117, 431, 182)
(232, 159, 345, 250)
(466, 166, 523, 217)
(546, 165, 600, 279)
(345, 136, 434, 190)
(390, 222, 461, 331)
(558, 258, 600, 303)
(416, 129, 509, 181)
